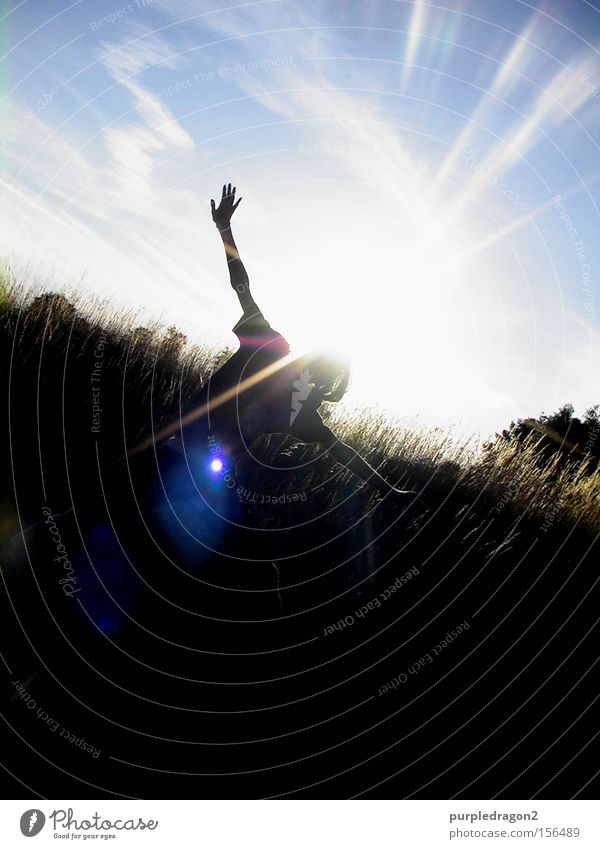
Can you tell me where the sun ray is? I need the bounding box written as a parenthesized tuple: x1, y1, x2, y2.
(431, 12, 544, 197)
(128, 352, 296, 459)
(448, 54, 595, 222)
(435, 175, 600, 277)
(402, 0, 427, 88)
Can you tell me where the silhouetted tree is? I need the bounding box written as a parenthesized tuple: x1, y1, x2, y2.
(493, 403, 600, 470)
(26, 291, 78, 322)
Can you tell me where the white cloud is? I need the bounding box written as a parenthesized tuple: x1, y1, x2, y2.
(93, 25, 194, 205)
(125, 79, 194, 148)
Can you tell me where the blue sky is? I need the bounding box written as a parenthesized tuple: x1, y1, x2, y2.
(1, 0, 600, 436)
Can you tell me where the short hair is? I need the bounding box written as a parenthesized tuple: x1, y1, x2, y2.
(302, 350, 350, 403)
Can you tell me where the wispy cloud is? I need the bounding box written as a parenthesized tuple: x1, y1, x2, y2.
(97, 27, 194, 201)
(451, 50, 600, 214)
(1, 0, 598, 429)
(0, 21, 223, 338)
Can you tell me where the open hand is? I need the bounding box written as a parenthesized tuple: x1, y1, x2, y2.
(211, 183, 242, 230)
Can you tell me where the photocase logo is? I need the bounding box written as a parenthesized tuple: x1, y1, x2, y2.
(290, 368, 313, 425)
(19, 810, 46, 837)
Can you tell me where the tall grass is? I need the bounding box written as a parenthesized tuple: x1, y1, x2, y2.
(0, 274, 598, 535)
(2, 273, 598, 800)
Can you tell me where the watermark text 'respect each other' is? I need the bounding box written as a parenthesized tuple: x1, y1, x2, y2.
(12, 680, 101, 758)
(323, 566, 420, 636)
(377, 619, 471, 695)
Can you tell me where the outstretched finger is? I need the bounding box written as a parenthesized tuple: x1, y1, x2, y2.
(210, 199, 215, 211)
(227, 182, 232, 197)
(232, 197, 242, 211)
(221, 184, 226, 199)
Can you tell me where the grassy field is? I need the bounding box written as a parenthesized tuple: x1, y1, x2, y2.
(2, 274, 597, 534)
(1, 275, 599, 799)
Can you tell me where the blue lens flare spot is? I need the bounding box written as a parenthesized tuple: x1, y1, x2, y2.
(210, 457, 223, 472)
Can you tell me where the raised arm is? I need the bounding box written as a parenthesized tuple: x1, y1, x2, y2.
(211, 183, 260, 317)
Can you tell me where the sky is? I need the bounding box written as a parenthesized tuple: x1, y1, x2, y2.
(1, 0, 600, 438)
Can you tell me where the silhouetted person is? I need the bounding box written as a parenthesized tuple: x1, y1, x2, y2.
(170, 183, 420, 509)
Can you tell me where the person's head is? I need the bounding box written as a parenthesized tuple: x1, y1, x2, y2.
(299, 349, 350, 403)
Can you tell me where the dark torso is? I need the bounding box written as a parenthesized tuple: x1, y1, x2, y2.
(177, 315, 325, 470)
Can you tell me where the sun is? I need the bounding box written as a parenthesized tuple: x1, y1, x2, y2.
(255, 189, 498, 435)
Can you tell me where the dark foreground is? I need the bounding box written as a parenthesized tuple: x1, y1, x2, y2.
(2, 436, 599, 799)
(1, 294, 599, 799)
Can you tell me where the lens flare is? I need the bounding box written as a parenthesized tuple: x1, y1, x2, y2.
(210, 458, 223, 472)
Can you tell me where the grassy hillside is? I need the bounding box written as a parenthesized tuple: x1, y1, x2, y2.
(1, 276, 597, 533)
(1, 275, 599, 799)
